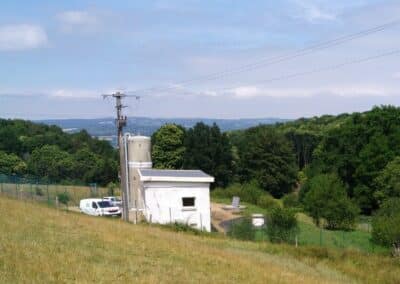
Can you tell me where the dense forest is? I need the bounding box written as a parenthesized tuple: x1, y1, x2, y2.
(0, 119, 118, 185)
(151, 105, 400, 218)
(2, 105, 400, 218)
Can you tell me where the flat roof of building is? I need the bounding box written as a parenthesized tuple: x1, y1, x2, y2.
(138, 169, 214, 183)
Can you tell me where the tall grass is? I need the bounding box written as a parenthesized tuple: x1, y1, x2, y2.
(1, 196, 399, 283)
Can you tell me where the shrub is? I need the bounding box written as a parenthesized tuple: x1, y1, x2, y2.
(265, 207, 298, 244)
(239, 181, 264, 204)
(35, 187, 44, 196)
(167, 222, 203, 235)
(282, 193, 300, 208)
(211, 183, 242, 200)
(212, 181, 264, 204)
(257, 194, 280, 211)
(227, 218, 255, 241)
(372, 198, 400, 256)
(57, 192, 70, 206)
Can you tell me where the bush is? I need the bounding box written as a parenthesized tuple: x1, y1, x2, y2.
(282, 193, 300, 208)
(265, 207, 298, 244)
(257, 194, 280, 211)
(166, 222, 203, 235)
(372, 198, 400, 256)
(35, 187, 44, 196)
(240, 181, 264, 204)
(211, 181, 265, 204)
(57, 192, 70, 206)
(227, 218, 255, 241)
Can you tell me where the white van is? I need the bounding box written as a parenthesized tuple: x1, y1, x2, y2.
(102, 196, 122, 207)
(79, 198, 122, 217)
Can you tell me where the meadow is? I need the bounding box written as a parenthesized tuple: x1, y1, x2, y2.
(1, 196, 399, 283)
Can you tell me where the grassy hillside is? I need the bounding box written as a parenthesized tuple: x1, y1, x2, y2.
(1, 197, 400, 283)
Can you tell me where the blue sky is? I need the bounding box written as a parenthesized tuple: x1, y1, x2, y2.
(1, 0, 400, 119)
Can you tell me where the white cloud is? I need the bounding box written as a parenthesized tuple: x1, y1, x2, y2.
(229, 85, 391, 99)
(58, 11, 96, 25)
(57, 11, 99, 32)
(393, 72, 400, 79)
(293, 0, 336, 23)
(0, 24, 48, 51)
(51, 89, 99, 98)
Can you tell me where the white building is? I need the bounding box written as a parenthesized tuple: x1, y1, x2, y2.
(123, 134, 214, 232)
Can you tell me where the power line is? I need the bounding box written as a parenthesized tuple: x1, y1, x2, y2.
(127, 19, 400, 95)
(167, 48, 400, 96)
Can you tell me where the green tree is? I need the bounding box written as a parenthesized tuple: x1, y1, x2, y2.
(372, 198, 400, 256)
(303, 174, 359, 230)
(238, 126, 297, 197)
(27, 145, 74, 182)
(374, 157, 400, 205)
(152, 124, 186, 169)
(311, 106, 400, 214)
(73, 147, 101, 183)
(0, 126, 23, 154)
(265, 207, 298, 243)
(183, 123, 234, 187)
(0, 151, 27, 175)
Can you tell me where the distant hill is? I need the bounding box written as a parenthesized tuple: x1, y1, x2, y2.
(38, 117, 290, 142)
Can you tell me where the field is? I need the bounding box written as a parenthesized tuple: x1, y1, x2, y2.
(212, 197, 388, 253)
(1, 196, 400, 283)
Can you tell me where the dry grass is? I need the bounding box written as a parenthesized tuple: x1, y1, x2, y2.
(0, 196, 399, 283)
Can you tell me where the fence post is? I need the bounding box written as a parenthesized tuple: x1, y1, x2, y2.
(46, 183, 50, 206)
(342, 231, 345, 248)
(169, 207, 172, 224)
(0, 182, 3, 194)
(320, 227, 323, 246)
(295, 235, 298, 248)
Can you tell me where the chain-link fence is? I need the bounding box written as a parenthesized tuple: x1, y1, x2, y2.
(0, 173, 111, 208)
(226, 216, 387, 253)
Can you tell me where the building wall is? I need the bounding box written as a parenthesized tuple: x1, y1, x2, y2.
(142, 181, 211, 232)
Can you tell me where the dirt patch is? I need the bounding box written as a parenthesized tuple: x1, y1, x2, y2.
(211, 202, 242, 233)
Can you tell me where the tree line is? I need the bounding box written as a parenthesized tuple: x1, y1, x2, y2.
(151, 106, 400, 248)
(0, 119, 118, 185)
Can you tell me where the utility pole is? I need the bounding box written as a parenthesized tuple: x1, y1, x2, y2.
(103, 91, 139, 222)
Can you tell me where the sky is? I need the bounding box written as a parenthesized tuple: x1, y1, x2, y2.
(1, 0, 400, 119)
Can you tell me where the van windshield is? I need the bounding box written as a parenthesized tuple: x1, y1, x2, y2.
(98, 201, 113, 208)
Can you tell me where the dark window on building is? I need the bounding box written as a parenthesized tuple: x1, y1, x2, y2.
(182, 197, 195, 207)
